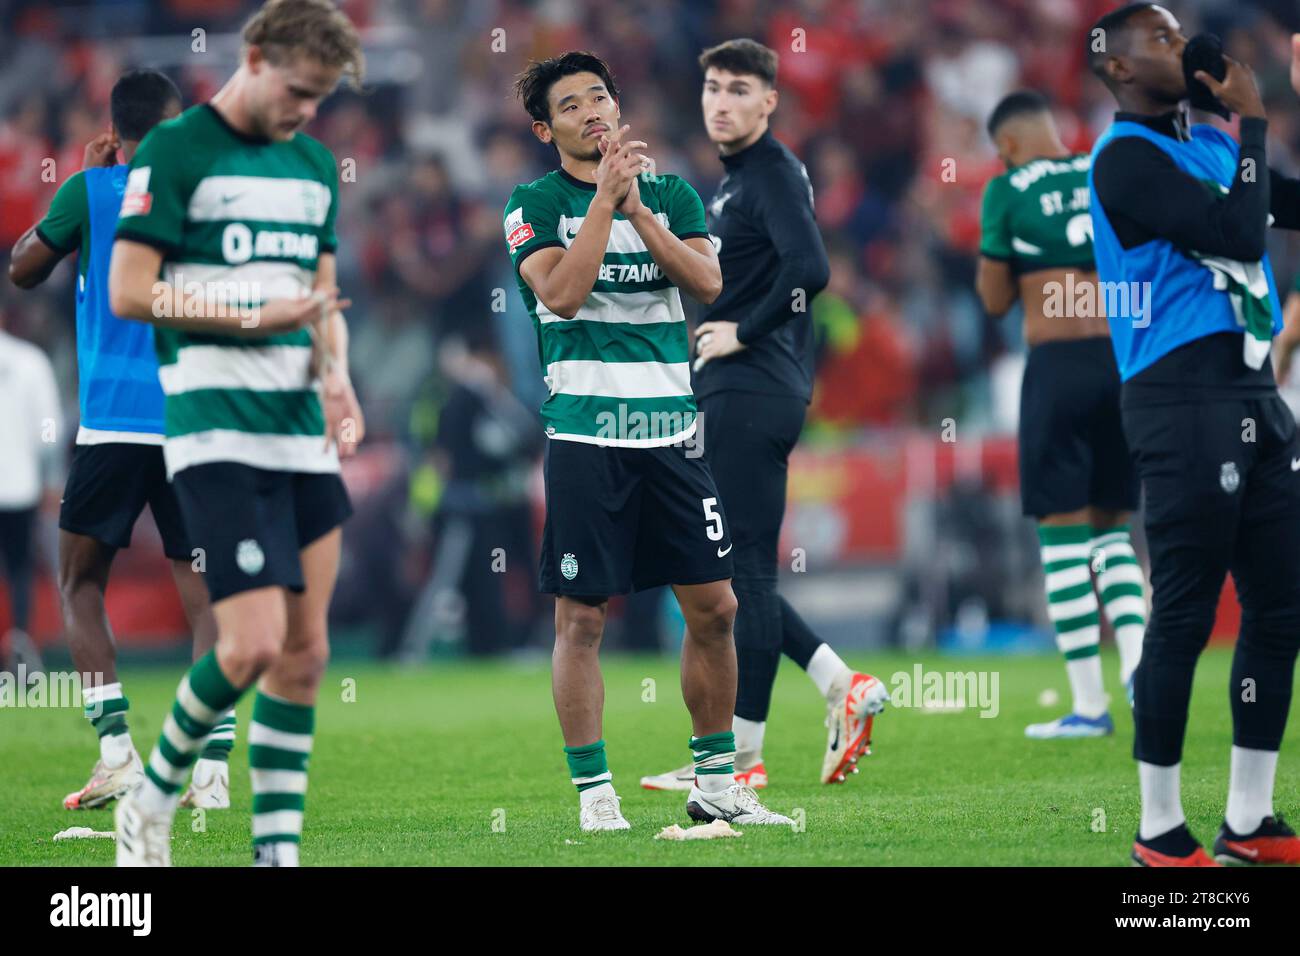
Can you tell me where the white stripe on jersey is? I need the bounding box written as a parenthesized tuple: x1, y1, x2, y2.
(158, 345, 312, 394)
(75, 427, 165, 446)
(545, 359, 692, 399)
(186, 176, 330, 226)
(164, 431, 338, 479)
(161, 261, 313, 303)
(547, 418, 697, 448)
(537, 289, 686, 326)
(557, 213, 671, 254)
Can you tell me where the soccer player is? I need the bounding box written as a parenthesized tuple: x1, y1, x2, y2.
(7, 70, 241, 811)
(976, 90, 1146, 740)
(507, 51, 791, 830)
(106, 0, 364, 866)
(1088, 3, 1300, 865)
(640, 39, 887, 793)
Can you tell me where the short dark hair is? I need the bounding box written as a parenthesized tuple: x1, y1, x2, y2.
(986, 90, 1051, 138)
(698, 38, 778, 87)
(1087, 3, 1158, 82)
(110, 69, 182, 142)
(512, 51, 620, 124)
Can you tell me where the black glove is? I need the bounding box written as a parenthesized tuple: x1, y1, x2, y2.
(1183, 33, 1231, 120)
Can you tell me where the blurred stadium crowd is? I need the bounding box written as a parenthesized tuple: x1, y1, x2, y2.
(3, 0, 1300, 657)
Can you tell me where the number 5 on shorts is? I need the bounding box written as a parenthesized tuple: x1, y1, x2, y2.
(702, 497, 723, 541)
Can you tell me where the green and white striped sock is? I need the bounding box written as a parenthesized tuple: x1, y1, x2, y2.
(690, 731, 736, 794)
(1090, 526, 1147, 686)
(137, 651, 244, 814)
(1038, 524, 1107, 718)
(200, 708, 237, 762)
(250, 691, 314, 865)
(564, 739, 612, 795)
(83, 681, 133, 768)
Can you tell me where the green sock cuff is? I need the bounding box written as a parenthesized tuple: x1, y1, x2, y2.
(689, 731, 736, 755)
(189, 651, 242, 713)
(564, 739, 608, 779)
(252, 692, 314, 734)
(94, 715, 130, 739)
(86, 696, 129, 720)
(1037, 524, 1092, 546)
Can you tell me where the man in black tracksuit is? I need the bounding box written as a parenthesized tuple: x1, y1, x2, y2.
(1088, 3, 1300, 866)
(639, 39, 888, 793)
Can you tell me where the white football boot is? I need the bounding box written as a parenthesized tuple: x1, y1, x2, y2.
(822, 671, 888, 784)
(179, 758, 231, 809)
(63, 750, 144, 810)
(579, 788, 632, 831)
(639, 761, 696, 791)
(686, 784, 793, 825)
(115, 791, 173, 866)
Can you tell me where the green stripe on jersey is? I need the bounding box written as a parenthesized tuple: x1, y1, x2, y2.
(542, 318, 690, 366)
(166, 388, 324, 437)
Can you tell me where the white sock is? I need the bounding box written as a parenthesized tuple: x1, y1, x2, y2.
(579, 781, 617, 806)
(733, 715, 765, 768)
(1115, 624, 1144, 687)
(807, 643, 852, 702)
(134, 777, 181, 817)
(1138, 761, 1185, 840)
(1225, 745, 1278, 835)
(100, 731, 134, 768)
(1066, 655, 1109, 719)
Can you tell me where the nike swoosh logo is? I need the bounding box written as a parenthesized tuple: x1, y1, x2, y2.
(830, 722, 841, 751)
(717, 543, 733, 557)
(1291, 457, 1300, 471)
(697, 796, 744, 823)
(566, 228, 578, 240)
(221, 193, 243, 204)
(1226, 842, 1260, 858)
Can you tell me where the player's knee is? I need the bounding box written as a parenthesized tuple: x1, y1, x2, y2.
(556, 601, 606, 650)
(687, 589, 737, 640)
(279, 634, 330, 691)
(1145, 604, 1216, 657)
(57, 557, 106, 610)
(1238, 607, 1300, 656)
(219, 621, 287, 681)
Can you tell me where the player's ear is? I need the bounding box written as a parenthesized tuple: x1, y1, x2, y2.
(765, 88, 778, 115)
(1104, 54, 1129, 87)
(532, 119, 552, 145)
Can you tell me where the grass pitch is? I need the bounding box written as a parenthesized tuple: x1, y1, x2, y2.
(2, 646, 1294, 866)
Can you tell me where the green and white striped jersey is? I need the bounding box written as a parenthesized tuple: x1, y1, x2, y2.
(115, 103, 339, 478)
(504, 168, 709, 447)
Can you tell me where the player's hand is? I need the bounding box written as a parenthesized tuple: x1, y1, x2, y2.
(322, 366, 365, 458)
(618, 165, 647, 217)
(594, 125, 647, 209)
(693, 321, 745, 371)
(1291, 34, 1300, 98)
(83, 132, 119, 169)
(244, 288, 350, 336)
(1195, 55, 1265, 119)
